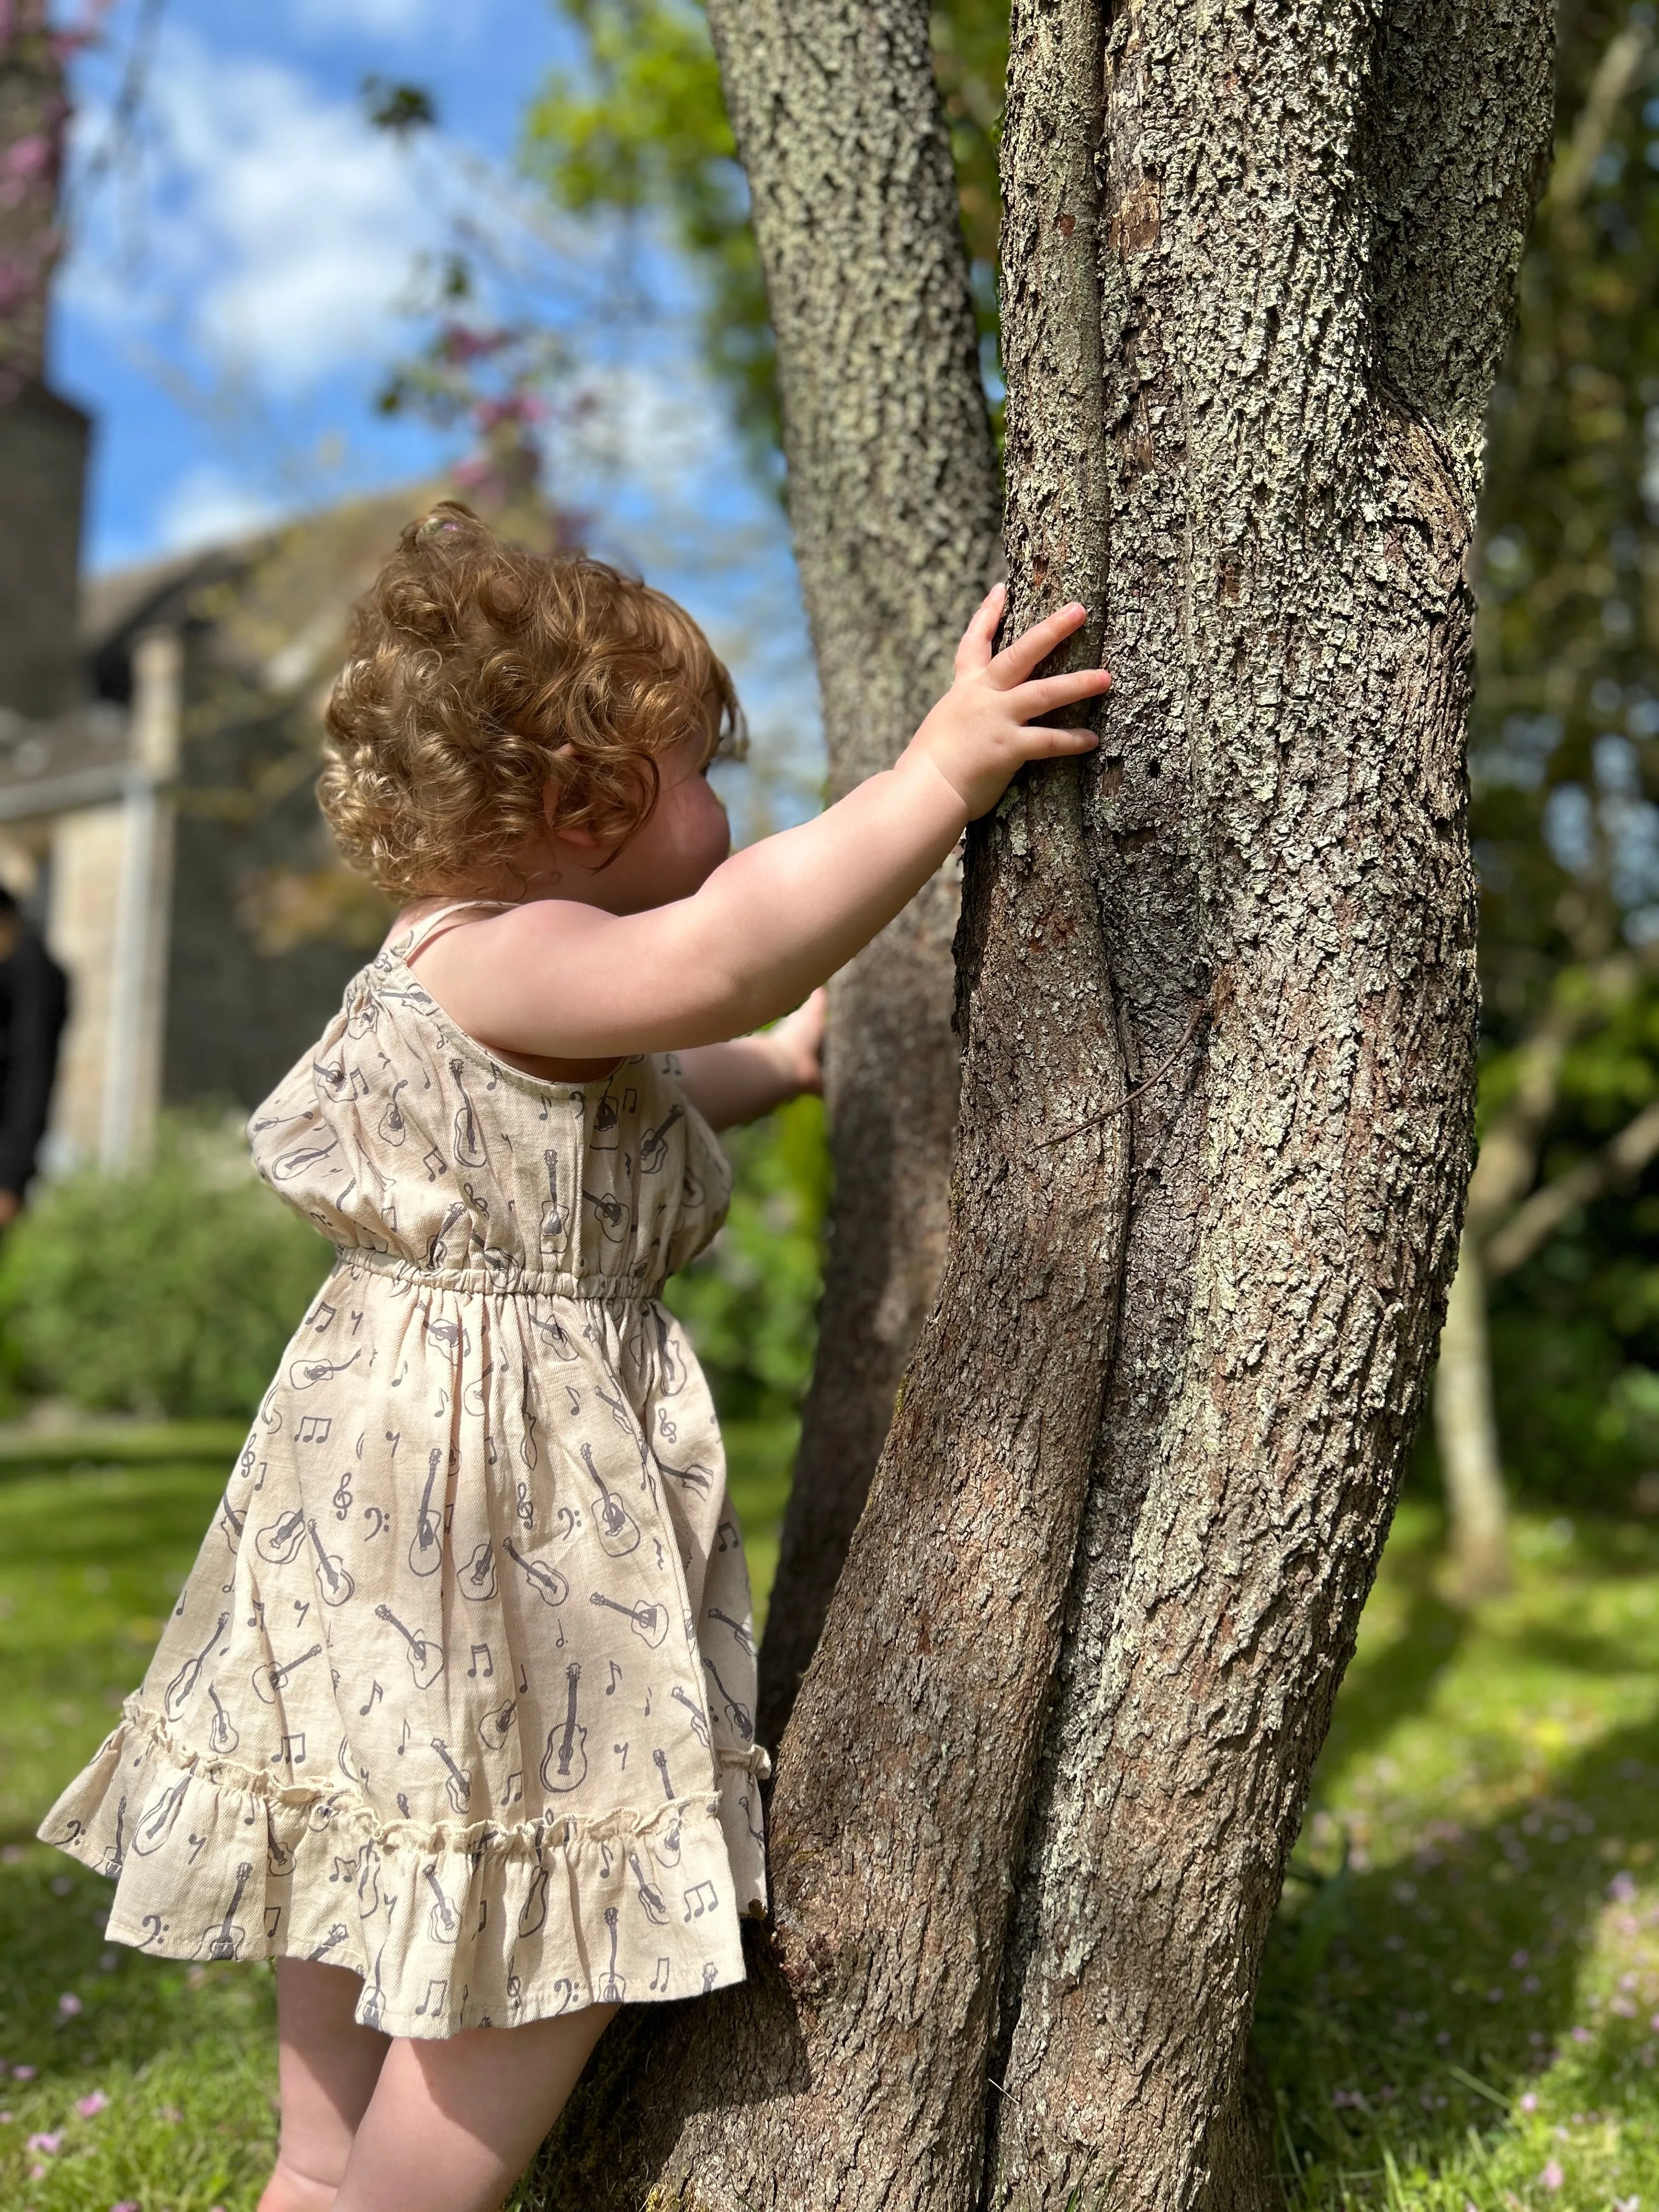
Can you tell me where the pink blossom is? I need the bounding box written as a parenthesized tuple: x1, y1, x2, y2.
(1520, 2092, 1538, 2113)
(76, 2089, 107, 2117)
(3, 136, 52, 181)
(13, 2064, 36, 2080)
(1611, 1871, 1639, 1903)
(110, 2200, 142, 2211)
(0, 2110, 12, 2122)
(25, 2131, 61, 2154)
(57, 1991, 82, 2017)
(1541, 2159, 1565, 2190)
(1571, 2024, 1593, 2043)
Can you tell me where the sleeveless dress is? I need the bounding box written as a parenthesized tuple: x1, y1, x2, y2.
(38, 905, 770, 2038)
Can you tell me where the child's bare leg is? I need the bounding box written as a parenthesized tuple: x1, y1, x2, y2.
(259, 1959, 391, 2212)
(332, 2004, 617, 2212)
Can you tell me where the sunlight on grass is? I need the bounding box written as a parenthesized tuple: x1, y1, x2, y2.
(1260, 1500, 1659, 2208)
(16, 1434, 1659, 2209)
(0, 1420, 798, 2209)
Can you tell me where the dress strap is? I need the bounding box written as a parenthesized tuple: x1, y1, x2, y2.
(393, 900, 514, 961)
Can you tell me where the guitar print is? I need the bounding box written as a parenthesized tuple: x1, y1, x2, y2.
(629, 1849, 669, 1926)
(288, 1351, 362, 1391)
(306, 1520, 356, 1606)
(199, 1860, 252, 1960)
(270, 1133, 339, 1184)
(424, 1861, 462, 1945)
(219, 1495, 245, 1549)
(133, 1775, 189, 1856)
(704, 1658, 755, 1745)
(538, 1149, 566, 1245)
(656, 1455, 712, 1497)
(579, 1442, 640, 1558)
(708, 1606, 758, 1658)
(408, 1449, 445, 1577)
(669, 1684, 710, 1749)
(377, 1076, 409, 1146)
(448, 1058, 487, 1169)
(652, 1747, 675, 1802)
(252, 1643, 324, 1706)
(255, 1508, 307, 1566)
(163, 1610, 229, 1720)
(596, 1905, 627, 2001)
(457, 1539, 497, 1601)
(478, 1697, 516, 1754)
(638, 1104, 682, 1174)
(584, 1186, 629, 1243)
(431, 1737, 473, 1815)
(309, 1923, 350, 1965)
(539, 1664, 589, 1795)
(374, 1604, 445, 1690)
(207, 1683, 239, 1753)
(589, 1589, 668, 1649)
(501, 1538, 569, 1610)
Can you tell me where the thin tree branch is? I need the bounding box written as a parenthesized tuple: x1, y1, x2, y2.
(1484, 1097, 1659, 1279)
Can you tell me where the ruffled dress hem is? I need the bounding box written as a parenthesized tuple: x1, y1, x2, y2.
(39, 1701, 771, 2040)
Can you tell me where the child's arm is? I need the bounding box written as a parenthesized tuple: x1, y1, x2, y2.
(424, 591, 1107, 1060)
(678, 995, 825, 1131)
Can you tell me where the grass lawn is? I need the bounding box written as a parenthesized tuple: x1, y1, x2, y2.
(10, 1436, 1659, 2210)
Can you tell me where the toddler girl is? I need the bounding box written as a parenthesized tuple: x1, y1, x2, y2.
(40, 503, 1108, 2212)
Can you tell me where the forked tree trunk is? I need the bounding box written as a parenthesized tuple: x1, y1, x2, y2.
(724, 0, 1005, 1754)
(529, 0, 1553, 2206)
(984, 1, 1553, 2205)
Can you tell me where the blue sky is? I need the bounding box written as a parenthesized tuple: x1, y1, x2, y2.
(55, 0, 820, 806)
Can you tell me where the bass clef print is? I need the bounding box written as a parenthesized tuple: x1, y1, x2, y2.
(35, 965, 766, 2032)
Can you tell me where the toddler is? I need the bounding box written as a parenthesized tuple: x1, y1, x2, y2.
(40, 503, 1108, 2212)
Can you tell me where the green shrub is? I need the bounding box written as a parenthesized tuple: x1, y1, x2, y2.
(0, 1115, 332, 1420)
(666, 1093, 827, 1419)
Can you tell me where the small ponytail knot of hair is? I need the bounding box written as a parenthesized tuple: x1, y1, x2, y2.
(318, 500, 743, 900)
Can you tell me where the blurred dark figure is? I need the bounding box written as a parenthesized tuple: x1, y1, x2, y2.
(0, 885, 67, 1227)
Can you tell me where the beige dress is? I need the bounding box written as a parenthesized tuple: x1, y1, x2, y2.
(39, 904, 770, 2038)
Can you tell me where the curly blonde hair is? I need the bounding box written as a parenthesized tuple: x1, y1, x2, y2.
(318, 502, 743, 899)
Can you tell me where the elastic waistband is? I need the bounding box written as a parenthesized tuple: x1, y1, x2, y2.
(331, 1247, 661, 1303)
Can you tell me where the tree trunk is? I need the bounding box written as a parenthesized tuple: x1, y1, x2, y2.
(983, 2, 1553, 2207)
(0, 0, 65, 393)
(1435, 1232, 1511, 1603)
(730, 0, 1006, 1754)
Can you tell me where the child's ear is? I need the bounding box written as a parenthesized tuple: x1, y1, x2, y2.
(542, 760, 602, 849)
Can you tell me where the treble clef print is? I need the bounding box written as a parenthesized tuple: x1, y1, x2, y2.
(589, 1589, 667, 1648)
(375, 1604, 444, 1690)
(200, 1860, 252, 1960)
(501, 1538, 568, 1610)
(704, 1658, 755, 1745)
(708, 1607, 758, 1658)
(165, 1611, 229, 1720)
(332, 1465, 353, 1521)
(306, 1520, 356, 1607)
(431, 1738, 472, 1815)
(255, 1508, 307, 1567)
(252, 1643, 324, 1706)
(207, 1684, 239, 1753)
(539, 1664, 588, 1795)
(638, 1104, 682, 1175)
(579, 1442, 640, 1558)
(408, 1449, 445, 1577)
(448, 1058, 487, 1169)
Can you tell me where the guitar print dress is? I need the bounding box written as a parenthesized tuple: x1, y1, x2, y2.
(38, 905, 770, 2038)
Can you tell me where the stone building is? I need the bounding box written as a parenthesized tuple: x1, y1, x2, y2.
(0, 486, 417, 1172)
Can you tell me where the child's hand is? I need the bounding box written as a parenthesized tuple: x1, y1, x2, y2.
(902, 583, 1111, 821)
(768, 989, 826, 1097)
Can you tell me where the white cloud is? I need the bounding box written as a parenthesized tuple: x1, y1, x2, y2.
(154, 462, 285, 554)
(65, 30, 444, 393)
(290, 0, 434, 34)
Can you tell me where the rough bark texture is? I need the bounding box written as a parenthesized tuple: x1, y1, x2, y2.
(0, 0, 65, 392)
(725, 0, 1006, 1756)
(984, 2, 1555, 2207)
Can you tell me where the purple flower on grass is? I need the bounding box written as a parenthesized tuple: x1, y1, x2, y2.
(76, 2090, 106, 2118)
(56, 1992, 81, 2018)
(25, 2131, 61, 2153)
(1541, 2159, 1565, 2190)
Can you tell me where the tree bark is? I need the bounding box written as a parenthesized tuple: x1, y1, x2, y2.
(0, 0, 66, 393)
(1434, 1232, 1511, 1603)
(984, 2, 1554, 2207)
(725, 0, 1006, 1755)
